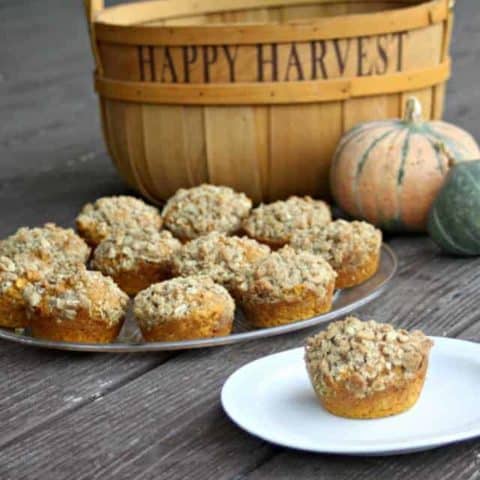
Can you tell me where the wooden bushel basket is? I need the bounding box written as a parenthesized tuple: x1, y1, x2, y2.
(84, 0, 454, 204)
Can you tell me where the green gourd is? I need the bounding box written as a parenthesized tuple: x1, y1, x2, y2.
(428, 160, 480, 256)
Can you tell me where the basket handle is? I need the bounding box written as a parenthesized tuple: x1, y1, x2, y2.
(84, 0, 104, 76)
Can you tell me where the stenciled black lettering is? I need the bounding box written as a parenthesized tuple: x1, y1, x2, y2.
(222, 45, 239, 83)
(357, 37, 373, 77)
(284, 43, 305, 81)
(310, 40, 328, 79)
(202, 46, 218, 83)
(333, 39, 352, 76)
(138, 46, 156, 81)
(256, 44, 279, 82)
(375, 35, 388, 75)
(161, 47, 178, 83)
(182, 46, 198, 83)
(395, 31, 408, 72)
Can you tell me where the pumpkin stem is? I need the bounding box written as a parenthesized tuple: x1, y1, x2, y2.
(404, 97, 423, 124)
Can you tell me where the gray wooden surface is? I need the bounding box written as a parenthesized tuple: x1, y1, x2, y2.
(1, 1, 480, 479)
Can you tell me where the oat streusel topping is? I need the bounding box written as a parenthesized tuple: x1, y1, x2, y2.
(92, 228, 181, 276)
(28, 267, 129, 325)
(172, 233, 270, 290)
(134, 276, 235, 329)
(291, 220, 382, 268)
(243, 196, 332, 244)
(0, 255, 48, 301)
(239, 246, 336, 303)
(305, 317, 433, 399)
(76, 196, 162, 242)
(0, 223, 91, 265)
(162, 185, 252, 240)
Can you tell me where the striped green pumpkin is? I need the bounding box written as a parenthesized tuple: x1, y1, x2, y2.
(428, 160, 480, 256)
(330, 97, 480, 232)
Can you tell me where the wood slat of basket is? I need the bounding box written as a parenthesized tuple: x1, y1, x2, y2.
(204, 107, 267, 203)
(432, 0, 454, 118)
(122, 103, 160, 203)
(102, 99, 137, 188)
(95, 0, 432, 26)
(95, 61, 451, 105)
(86, 0, 454, 202)
(94, 1, 449, 45)
(268, 103, 341, 199)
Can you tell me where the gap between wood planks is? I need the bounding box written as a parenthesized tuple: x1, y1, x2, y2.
(0, 240, 479, 479)
(0, 352, 178, 450)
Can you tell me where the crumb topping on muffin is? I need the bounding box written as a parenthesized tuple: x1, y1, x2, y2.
(76, 196, 162, 242)
(28, 267, 129, 325)
(305, 317, 433, 399)
(134, 276, 234, 329)
(92, 228, 181, 276)
(0, 255, 47, 300)
(239, 246, 336, 303)
(172, 232, 270, 289)
(291, 220, 382, 268)
(0, 223, 91, 264)
(243, 196, 331, 244)
(162, 184, 252, 240)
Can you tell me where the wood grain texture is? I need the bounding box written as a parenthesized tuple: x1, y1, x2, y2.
(0, 239, 480, 480)
(1, 0, 480, 479)
(90, 0, 452, 202)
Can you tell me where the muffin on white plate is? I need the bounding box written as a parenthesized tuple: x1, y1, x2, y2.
(305, 316, 433, 419)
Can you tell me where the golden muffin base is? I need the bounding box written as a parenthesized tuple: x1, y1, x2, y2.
(242, 282, 335, 328)
(139, 308, 233, 342)
(335, 249, 380, 289)
(314, 360, 428, 419)
(31, 309, 124, 344)
(0, 300, 29, 329)
(108, 262, 172, 297)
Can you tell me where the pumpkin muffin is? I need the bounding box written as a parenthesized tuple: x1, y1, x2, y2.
(27, 267, 129, 343)
(76, 196, 162, 247)
(291, 220, 382, 289)
(92, 228, 181, 296)
(305, 317, 433, 419)
(133, 276, 235, 342)
(171, 232, 270, 298)
(161, 184, 252, 241)
(238, 246, 336, 328)
(0, 255, 50, 328)
(242, 196, 332, 249)
(0, 223, 91, 265)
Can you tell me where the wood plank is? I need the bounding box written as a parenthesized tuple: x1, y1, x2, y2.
(246, 439, 480, 480)
(1, 1, 480, 479)
(1, 239, 480, 479)
(0, 342, 171, 446)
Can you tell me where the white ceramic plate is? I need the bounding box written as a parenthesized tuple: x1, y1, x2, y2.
(222, 337, 480, 455)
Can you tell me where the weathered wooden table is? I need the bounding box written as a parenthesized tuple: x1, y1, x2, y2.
(1, 1, 480, 478)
